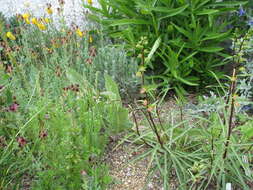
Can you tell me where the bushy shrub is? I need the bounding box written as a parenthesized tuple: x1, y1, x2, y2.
(85, 0, 247, 96)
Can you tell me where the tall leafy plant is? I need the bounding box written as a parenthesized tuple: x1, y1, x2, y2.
(85, 0, 248, 95)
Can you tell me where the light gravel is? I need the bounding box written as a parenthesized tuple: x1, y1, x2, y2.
(0, 0, 99, 28)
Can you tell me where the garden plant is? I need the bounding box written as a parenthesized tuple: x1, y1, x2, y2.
(0, 0, 253, 190)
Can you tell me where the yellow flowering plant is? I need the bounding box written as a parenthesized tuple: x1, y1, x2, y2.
(31, 18, 38, 25)
(22, 13, 31, 24)
(22, 13, 30, 20)
(46, 3, 53, 15)
(37, 23, 47, 31)
(76, 29, 83, 37)
(43, 18, 51, 24)
(46, 7, 53, 15)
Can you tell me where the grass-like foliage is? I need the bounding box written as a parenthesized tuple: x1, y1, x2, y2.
(0, 9, 132, 189)
(128, 87, 253, 189)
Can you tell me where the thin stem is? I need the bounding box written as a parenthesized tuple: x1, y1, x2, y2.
(147, 111, 164, 148)
(223, 69, 236, 159)
(131, 107, 153, 148)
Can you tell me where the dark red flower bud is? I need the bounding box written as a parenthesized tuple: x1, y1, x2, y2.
(39, 130, 48, 139)
(17, 137, 27, 147)
(9, 102, 19, 112)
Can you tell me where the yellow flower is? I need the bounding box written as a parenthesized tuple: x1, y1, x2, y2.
(22, 13, 30, 20)
(87, 0, 92, 5)
(31, 18, 38, 25)
(6, 31, 16, 40)
(76, 29, 83, 37)
(37, 23, 47, 31)
(46, 7, 53, 15)
(89, 35, 93, 43)
(25, 18, 30, 24)
(43, 18, 51, 24)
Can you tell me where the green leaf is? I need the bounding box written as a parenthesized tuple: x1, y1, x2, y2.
(66, 68, 84, 84)
(145, 36, 161, 66)
(109, 19, 151, 26)
(202, 31, 230, 41)
(198, 46, 223, 52)
(177, 76, 199, 86)
(104, 74, 121, 101)
(179, 52, 198, 64)
(151, 4, 189, 20)
(196, 9, 219, 15)
(171, 23, 192, 39)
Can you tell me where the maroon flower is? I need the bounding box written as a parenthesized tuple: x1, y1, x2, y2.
(39, 130, 48, 139)
(9, 102, 19, 112)
(17, 137, 27, 147)
(0, 85, 4, 90)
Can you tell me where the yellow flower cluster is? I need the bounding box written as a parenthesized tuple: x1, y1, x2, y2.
(21, 12, 51, 31)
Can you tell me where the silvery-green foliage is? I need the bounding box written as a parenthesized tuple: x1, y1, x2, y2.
(184, 91, 225, 116)
(91, 45, 140, 96)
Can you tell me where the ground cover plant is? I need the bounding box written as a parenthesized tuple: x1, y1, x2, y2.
(1, 0, 253, 190)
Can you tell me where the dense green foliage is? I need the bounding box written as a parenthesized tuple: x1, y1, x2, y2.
(0, 1, 253, 189)
(86, 0, 248, 95)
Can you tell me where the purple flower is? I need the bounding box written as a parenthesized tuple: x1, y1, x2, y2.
(238, 7, 246, 17)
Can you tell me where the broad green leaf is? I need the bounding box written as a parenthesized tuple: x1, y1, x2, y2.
(104, 74, 121, 101)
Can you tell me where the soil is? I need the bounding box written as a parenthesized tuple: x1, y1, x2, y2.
(104, 97, 183, 190)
